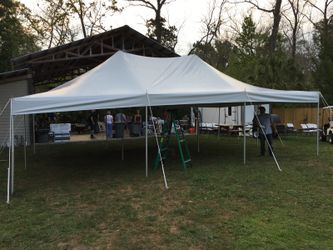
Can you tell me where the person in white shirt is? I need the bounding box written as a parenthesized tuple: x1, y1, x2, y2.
(105, 111, 113, 138)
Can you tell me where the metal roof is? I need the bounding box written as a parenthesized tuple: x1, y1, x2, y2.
(11, 25, 178, 86)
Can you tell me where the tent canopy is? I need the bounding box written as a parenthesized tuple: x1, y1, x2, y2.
(12, 51, 320, 115)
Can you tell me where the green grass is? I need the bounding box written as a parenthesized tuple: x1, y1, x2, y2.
(0, 135, 332, 249)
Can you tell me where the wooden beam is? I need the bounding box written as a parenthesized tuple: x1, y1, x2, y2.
(29, 53, 115, 65)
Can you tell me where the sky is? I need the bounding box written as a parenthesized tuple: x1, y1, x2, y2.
(19, 0, 326, 55)
(112, 0, 211, 54)
(20, 0, 249, 54)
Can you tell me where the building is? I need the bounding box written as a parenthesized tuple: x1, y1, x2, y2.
(0, 25, 178, 146)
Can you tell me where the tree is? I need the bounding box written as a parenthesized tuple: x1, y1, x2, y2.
(226, 15, 308, 90)
(146, 16, 178, 49)
(190, 38, 235, 73)
(234, 15, 265, 57)
(242, 0, 283, 53)
(305, 0, 332, 31)
(313, 18, 333, 103)
(189, 0, 228, 55)
(226, 16, 270, 85)
(277, 0, 317, 89)
(66, 0, 120, 38)
(125, 0, 178, 50)
(20, 0, 76, 48)
(270, 0, 283, 52)
(21, 0, 121, 49)
(303, 0, 333, 102)
(0, 0, 39, 72)
(282, 0, 308, 60)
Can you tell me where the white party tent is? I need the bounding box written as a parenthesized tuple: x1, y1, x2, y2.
(12, 51, 319, 114)
(6, 51, 321, 203)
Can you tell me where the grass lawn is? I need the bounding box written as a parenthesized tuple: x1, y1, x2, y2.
(0, 135, 333, 249)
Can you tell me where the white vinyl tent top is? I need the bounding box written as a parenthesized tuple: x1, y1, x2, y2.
(11, 51, 320, 115)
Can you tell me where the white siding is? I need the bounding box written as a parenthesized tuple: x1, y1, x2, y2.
(199, 105, 269, 125)
(199, 106, 243, 125)
(0, 79, 31, 147)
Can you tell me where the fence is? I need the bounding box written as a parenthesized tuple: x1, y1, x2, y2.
(272, 106, 330, 129)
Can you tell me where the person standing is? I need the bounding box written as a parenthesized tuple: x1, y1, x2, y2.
(114, 112, 127, 138)
(134, 109, 142, 123)
(253, 106, 274, 156)
(105, 111, 113, 139)
(89, 110, 99, 139)
(133, 109, 142, 136)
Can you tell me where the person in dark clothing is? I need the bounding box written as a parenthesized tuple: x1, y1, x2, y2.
(134, 110, 142, 123)
(253, 107, 275, 156)
(89, 110, 99, 138)
(114, 112, 126, 138)
(132, 110, 142, 136)
(47, 113, 57, 124)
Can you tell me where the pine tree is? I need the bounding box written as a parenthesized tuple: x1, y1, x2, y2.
(0, 0, 39, 72)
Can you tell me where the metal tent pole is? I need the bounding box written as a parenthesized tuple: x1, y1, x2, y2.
(145, 106, 148, 177)
(121, 137, 124, 161)
(6, 166, 10, 204)
(218, 107, 221, 138)
(145, 94, 168, 189)
(10, 102, 15, 194)
(148, 105, 169, 189)
(196, 112, 200, 153)
(317, 101, 320, 156)
(24, 115, 27, 169)
(32, 114, 36, 154)
(243, 103, 246, 165)
(7, 102, 12, 203)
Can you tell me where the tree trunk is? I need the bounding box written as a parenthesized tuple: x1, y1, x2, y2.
(291, 19, 298, 59)
(155, 8, 162, 43)
(78, 0, 87, 38)
(268, 0, 282, 53)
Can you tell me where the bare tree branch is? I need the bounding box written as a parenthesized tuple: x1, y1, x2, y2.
(305, 0, 325, 15)
(125, 0, 157, 12)
(234, 0, 274, 12)
(125, 0, 178, 47)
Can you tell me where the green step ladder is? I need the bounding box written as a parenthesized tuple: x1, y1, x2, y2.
(153, 121, 172, 170)
(153, 120, 192, 170)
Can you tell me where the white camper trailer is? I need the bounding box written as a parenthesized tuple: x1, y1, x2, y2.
(198, 105, 270, 126)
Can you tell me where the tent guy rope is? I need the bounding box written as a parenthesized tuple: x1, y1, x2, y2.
(146, 93, 169, 189)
